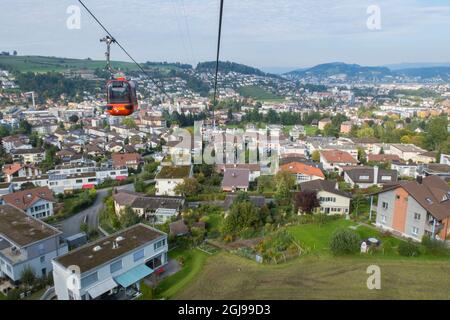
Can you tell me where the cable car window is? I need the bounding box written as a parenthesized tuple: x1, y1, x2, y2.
(108, 81, 131, 104)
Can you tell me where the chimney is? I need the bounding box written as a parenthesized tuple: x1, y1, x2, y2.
(373, 166, 379, 185)
(417, 175, 423, 184)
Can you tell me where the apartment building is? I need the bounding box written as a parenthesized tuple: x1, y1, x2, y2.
(375, 176, 450, 241)
(52, 224, 168, 300)
(0, 204, 68, 283)
(11, 148, 45, 164)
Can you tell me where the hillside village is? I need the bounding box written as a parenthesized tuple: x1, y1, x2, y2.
(0, 57, 450, 300)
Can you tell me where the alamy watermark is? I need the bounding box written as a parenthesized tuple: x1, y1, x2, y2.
(367, 4, 381, 30)
(366, 265, 381, 290)
(169, 122, 280, 171)
(66, 5, 81, 30)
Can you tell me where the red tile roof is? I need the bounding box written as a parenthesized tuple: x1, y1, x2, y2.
(3, 163, 22, 176)
(1, 186, 55, 210)
(280, 162, 325, 179)
(320, 150, 357, 164)
(367, 154, 400, 162)
(112, 152, 141, 167)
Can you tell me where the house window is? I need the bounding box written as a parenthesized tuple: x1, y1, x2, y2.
(40, 256, 45, 264)
(381, 215, 386, 224)
(412, 227, 419, 236)
(81, 272, 98, 288)
(359, 175, 370, 180)
(396, 195, 400, 200)
(414, 213, 421, 220)
(76, 179, 82, 184)
(381, 176, 392, 181)
(154, 239, 166, 251)
(133, 249, 145, 262)
(110, 259, 122, 273)
(382, 202, 388, 209)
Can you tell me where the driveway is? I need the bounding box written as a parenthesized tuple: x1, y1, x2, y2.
(55, 180, 153, 239)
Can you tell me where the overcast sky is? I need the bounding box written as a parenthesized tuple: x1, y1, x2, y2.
(1, 0, 450, 70)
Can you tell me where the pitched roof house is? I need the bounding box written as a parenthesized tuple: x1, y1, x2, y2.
(113, 190, 185, 224)
(1, 186, 56, 219)
(280, 161, 325, 185)
(222, 168, 250, 192)
(299, 180, 352, 215)
(343, 166, 398, 188)
(320, 149, 358, 171)
(112, 153, 142, 169)
(375, 176, 450, 241)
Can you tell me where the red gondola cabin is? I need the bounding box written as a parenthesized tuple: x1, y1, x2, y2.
(106, 77, 138, 116)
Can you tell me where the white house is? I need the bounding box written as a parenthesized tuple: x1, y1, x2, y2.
(0, 204, 68, 284)
(52, 224, 168, 300)
(0, 186, 55, 219)
(155, 166, 192, 196)
(299, 180, 352, 215)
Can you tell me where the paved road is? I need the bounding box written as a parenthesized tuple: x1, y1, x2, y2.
(56, 181, 152, 239)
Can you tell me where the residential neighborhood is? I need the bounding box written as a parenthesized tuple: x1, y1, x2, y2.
(1, 0, 450, 304)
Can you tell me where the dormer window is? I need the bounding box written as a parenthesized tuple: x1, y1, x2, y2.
(442, 194, 448, 202)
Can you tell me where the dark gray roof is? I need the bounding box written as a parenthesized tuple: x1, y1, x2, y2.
(299, 180, 352, 198)
(222, 169, 250, 189)
(223, 194, 267, 210)
(344, 167, 398, 184)
(113, 190, 184, 210)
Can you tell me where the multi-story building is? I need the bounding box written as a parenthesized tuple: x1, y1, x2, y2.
(0, 186, 55, 219)
(389, 144, 427, 162)
(0, 204, 68, 283)
(375, 176, 450, 241)
(52, 224, 168, 300)
(11, 148, 45, 164)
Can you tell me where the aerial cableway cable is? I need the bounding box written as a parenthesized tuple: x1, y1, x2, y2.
(77, 0, 171, 100)
(211, 0, 225, 127)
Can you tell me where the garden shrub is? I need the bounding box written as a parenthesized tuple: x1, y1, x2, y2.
(398, 240, 420, 257)
(421, 236, 448, 256)
(330, 229, 361, 255)
(239, 227, 258, 239)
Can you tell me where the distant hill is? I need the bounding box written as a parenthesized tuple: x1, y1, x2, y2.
(385, 62, 450, 70)
(395, 66, 450, 79)
(285, 62, 392, 78)
(285, 62, 450, 82)
(196, 61, 276, 77)
(0, 55, 183, 73)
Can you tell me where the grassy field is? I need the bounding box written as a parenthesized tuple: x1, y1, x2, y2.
(238, 85, 283, 101)
(0, 55, 177, 73)
(153, 248, 209, 299)
(174, 252, 450, 300)
(170, 219, 450, 300)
